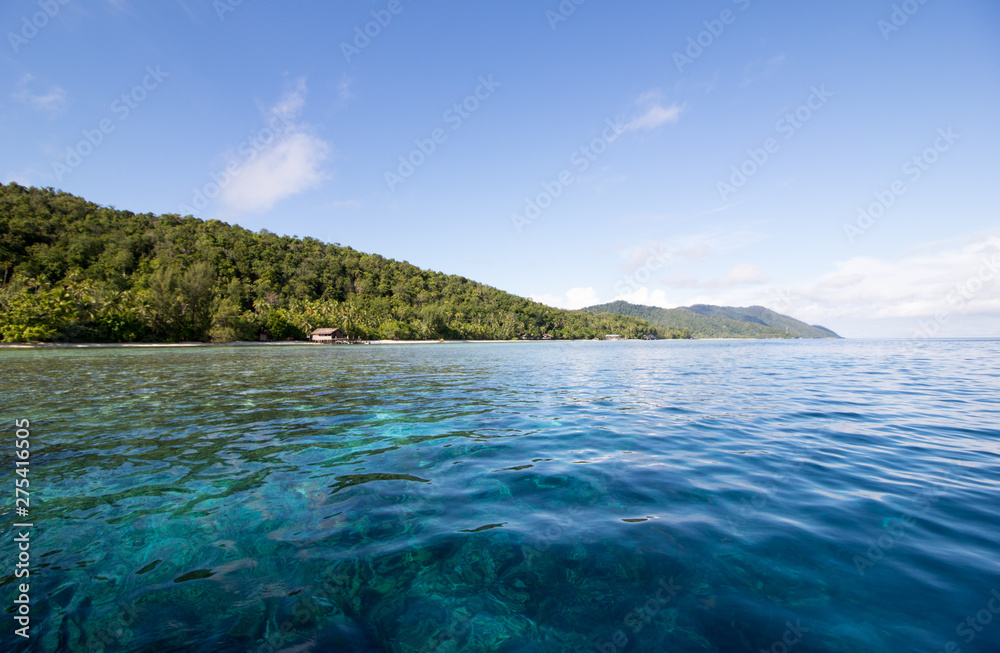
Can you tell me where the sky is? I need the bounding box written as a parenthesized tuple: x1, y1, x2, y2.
(2, 0, 998, 338)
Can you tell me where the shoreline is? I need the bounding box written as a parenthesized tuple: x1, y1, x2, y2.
(0, 339, 604, 349)
(0, 337, 839, 350)
(0, 339, 541, 349)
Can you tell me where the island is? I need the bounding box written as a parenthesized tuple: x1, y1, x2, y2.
(0, 184, 839, 344)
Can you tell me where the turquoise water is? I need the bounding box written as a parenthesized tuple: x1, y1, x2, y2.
(2, 340, 999, 652)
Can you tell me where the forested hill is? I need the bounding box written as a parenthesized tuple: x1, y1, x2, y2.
(0, 184, 658, 342)
(582, 301, 841, 339)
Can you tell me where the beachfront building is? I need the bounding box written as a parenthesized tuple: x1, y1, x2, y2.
(310, 327, 347, 343)
(605, 334, 623, 340)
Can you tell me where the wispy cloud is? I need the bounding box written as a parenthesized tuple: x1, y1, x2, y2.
(790, 235, 1000, 322)
(741, 54, 785, 88)
(336, 74, 356, 106)
(174, 0, 201, 24)
(620, 231, 1000, 336)
(106, 0, 140, 17)
(632, 263, 769, 292)
(698, 71, 720, 95)
(3, 169, 40, 185)
(13, 74, 67, 117)
(725, 263, 769, 285)
(219, 79, 331, 214)
(270, 77, 307, 117)
(622, 89, 685, 133)
(619, 229, 764, 272)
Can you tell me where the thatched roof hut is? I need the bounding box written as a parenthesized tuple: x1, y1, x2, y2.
(310, 327, 347, 342)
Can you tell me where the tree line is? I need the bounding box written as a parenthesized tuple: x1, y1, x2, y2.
(0, 184, 660, 343)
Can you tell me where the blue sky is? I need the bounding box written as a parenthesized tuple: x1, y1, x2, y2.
(2, 0, 998, 337)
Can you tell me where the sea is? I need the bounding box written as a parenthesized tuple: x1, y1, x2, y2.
(1, 339, 998, 652)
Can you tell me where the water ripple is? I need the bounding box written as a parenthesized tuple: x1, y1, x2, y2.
(2, 339, 999, 651)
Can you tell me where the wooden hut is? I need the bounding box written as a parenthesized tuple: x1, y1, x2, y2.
(310, 327, 347, 343)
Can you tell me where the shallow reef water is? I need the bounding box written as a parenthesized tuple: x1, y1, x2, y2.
(2, 339, 1000, 652)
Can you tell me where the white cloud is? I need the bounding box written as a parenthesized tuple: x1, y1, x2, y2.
(13, 74, 67, 117)
(566, 287, 601, 308)
(271, 78, 307, 119)
(653, 263, 769, 291)
(221, 133, 329, 213)
(219, 79, 330, 213)
(533, 235, 1000, 336)
(618, 229, 764, 273)
(679, 243, 712, 260)
(3, 169, 39, 185)
(530, 286, 601, 310)
(625, 104, 685, 131)
(634, 89, 661, 106)
(337, 74, 356, 106)
(640, 232, 1000, 337)
(528, 293, 565, 307)
(623, 242, 669, 271)
(614, 287, 673, 308)
(724, 263, 769, 285)
(623, 89, 685, 132)
(791, 235, 1000, 323)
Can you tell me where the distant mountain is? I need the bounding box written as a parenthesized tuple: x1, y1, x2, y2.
(580, 301, 842, 339)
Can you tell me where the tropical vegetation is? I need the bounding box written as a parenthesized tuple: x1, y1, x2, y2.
(0, 184, 660, 343)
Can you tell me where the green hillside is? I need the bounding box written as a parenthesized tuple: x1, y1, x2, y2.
(581, 300, 841, 339)
(0, 184, 659, 343)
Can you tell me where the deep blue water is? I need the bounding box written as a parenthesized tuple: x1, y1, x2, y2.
(2, 339, 999, 652)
